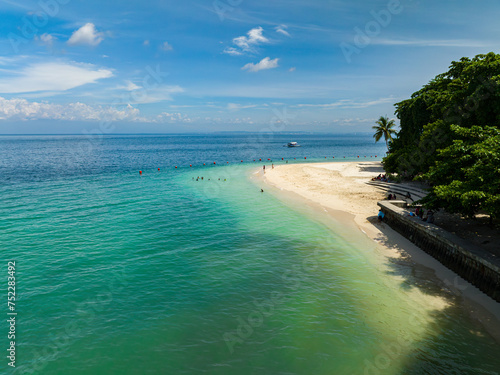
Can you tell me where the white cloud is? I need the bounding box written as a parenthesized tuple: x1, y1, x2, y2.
(0, 96, 199, 123)
(160, 41, 173, 51)
(242, 57, 279, 73)
(328, 118, 382, 127)
(222, 47, 243, 56)
(155, 112, 193, 123)
(293, 97, 396, 109)
(67, 23, 104, 46)
(373, 38, 488, 47)
(0, 62, 113, 93)
(289, 67, 296, 72)
(0, 97, 142, 122)
(244, 27, 268, 45)
(36, 33, 55, 47)
(224, 27, 269, 55)
(120, 85, 184, 104)
(227, 103, 259, 111)
(116, 81, 141, 91)
(143, 40, 150, 46)
(0, 56, 32, 67)
(275, 25, 290, 37)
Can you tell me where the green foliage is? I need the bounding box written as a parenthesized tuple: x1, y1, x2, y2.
(372, 116, 397, 149)
(386, 52, 500, 178)
(419, 125, 500, 219)
(414, 120, 452, 174)
(386, 173, 403, 183)
(384, 52, 500, 219)
(382, 146, 416, 177)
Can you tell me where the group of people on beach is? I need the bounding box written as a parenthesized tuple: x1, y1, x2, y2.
(409, 206, 435, 223)
(386, 192, 413, 201)
(379, 206, 435, 224)
(372, 174, 389, 182)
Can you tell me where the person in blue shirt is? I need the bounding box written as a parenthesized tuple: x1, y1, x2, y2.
(378, 209, 385, 222)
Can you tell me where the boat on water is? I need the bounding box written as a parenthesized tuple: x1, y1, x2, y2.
(285, 142, 301, 147)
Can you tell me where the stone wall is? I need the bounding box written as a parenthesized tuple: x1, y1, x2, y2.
(378, 201, 500, 302)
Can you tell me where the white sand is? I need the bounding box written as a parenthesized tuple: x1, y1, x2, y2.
(256, 161, 500, 342)
(262, 162, 385, 237)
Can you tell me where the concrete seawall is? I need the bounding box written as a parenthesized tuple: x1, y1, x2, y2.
(378, 201, 500, 303)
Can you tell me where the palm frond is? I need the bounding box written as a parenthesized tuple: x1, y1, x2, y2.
(373, 116, 397, 148)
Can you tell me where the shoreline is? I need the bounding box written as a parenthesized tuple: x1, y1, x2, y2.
(253, 161, 500, 343)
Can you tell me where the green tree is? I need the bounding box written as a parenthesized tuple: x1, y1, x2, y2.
(419, 125, 500, 222)
(372, 116, 397, 149)
(385, 52, 500, 178)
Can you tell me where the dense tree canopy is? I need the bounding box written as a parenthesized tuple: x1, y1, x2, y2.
(383, 52, 500, 219)
(419, 125, 500, 220)
(384, 52, 500, 178)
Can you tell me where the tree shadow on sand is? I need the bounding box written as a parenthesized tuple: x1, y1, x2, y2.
(356, 163, 385, 174)
(369, 219, 500, 374)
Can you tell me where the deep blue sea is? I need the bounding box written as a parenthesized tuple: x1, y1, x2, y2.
(0, 133, 385, 185)
(1, 134, 499, 375)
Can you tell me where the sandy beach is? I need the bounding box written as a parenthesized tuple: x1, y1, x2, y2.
(257, 161, 500, 342)
(262, 162, 386, 239)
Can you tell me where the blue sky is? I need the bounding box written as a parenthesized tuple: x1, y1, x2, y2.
(0, 0, 498, 134)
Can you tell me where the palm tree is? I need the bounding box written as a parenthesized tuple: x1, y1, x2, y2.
(372, 116, 397, 149)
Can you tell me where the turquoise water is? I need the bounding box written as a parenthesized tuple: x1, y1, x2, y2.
(1, 135, 499, 374)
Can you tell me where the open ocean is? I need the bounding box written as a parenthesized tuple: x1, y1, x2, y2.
(1, 134, 499, 375)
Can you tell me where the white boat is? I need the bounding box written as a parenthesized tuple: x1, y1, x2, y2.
(286, 142, 301, 147)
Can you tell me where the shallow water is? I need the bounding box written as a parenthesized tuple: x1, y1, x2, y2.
(1, 135, 499, 374)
